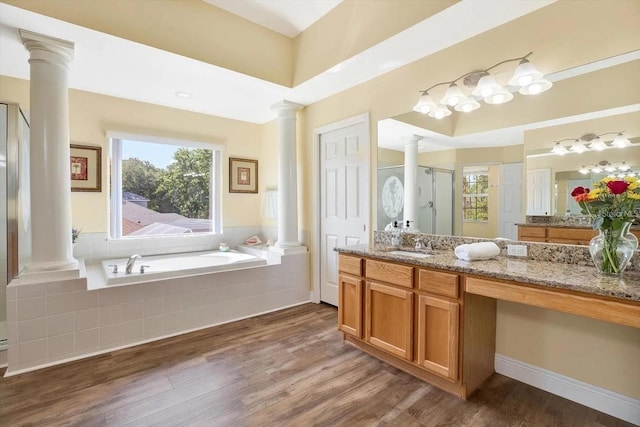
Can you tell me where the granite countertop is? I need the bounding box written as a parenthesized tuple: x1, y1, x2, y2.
(336, 245, 640, 303)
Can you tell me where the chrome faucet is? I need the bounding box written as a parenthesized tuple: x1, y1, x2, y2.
(125, 254, 141, 274)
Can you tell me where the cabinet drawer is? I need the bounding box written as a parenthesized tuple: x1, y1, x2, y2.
(339, 254, 362, 276)
(547, 227, 596, 241)
(366, 259, 414, 288)
(418, 269, 459, 298)
(518, 226, 546, 238)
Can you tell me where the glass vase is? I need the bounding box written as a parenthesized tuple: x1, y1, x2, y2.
(589, 222, 637, 275)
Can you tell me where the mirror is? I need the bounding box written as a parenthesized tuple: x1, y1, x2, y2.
(376, 53, 640, 240)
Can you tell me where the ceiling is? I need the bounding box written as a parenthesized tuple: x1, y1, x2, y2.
(202, 0, 343, 38)
(0, 1, 554, 124)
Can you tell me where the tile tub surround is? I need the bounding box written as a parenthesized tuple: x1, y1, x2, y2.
(374, 231, 639, 272)
(5, 252, 309, 375)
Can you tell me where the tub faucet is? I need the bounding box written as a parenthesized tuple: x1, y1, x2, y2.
(125, 254, 141, 274)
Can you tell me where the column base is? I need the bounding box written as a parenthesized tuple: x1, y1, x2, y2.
(19, 258, 83, 284)
(270, 245, 308, 255)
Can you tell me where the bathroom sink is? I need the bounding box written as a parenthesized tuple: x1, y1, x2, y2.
(386, 250, 433, 259)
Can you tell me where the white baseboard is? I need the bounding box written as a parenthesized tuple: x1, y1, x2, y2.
(495, 354, 640, 425)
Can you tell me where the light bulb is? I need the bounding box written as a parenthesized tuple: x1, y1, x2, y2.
(605, 164, 616, 173)
(427, 104, 452, 120)
(441, 83, 465, 106)
(612, 133, 630, 148)
(578, 166, 589, 174)
(592, 167, 602, 173)
(508, 59, 543, 88)
(413, 92, 436, 114)
(618, 162, 630, 171)
(551, 142, 568, 155)
(484, 89, 513, 105)
(570, 140, 587, 153)
(519, 78, 553, 95)
(454, 96, 480, 113)
(590, 137, 607, 151)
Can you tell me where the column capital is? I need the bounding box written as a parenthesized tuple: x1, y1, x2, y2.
(20, 29, 74, 66)
(271, 100, 304, 117)
(403, 134, 423, 144)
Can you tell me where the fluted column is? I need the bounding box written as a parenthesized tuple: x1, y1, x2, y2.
(403, 135, 421, 231)
(271, 101, 304, 251)
(20, 30, 78, 274)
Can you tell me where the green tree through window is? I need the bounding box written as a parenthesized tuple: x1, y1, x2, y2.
(463, 172, 489, 221)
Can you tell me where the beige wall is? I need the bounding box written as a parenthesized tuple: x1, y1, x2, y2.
(298, 1, 640, 399)
(0, 75, 271, 232)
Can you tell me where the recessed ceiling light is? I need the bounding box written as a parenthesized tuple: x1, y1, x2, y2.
(175, 91, 192, 99)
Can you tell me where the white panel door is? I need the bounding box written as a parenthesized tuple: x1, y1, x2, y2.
(320, 121, 369, 306)
(499, 163, 523, 240)
(526, 168, 551, 215)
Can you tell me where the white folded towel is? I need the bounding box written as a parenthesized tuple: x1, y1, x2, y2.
(454, 242, 500, 261)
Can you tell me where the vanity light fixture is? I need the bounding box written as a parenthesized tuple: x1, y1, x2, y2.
(578, 161, 634, 175)
(550, 131, 630, 155)
(412, 52, 552, 118)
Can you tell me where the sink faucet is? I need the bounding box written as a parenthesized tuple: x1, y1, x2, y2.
(414, 238, 432, 251)
(125, 254, 141, 274)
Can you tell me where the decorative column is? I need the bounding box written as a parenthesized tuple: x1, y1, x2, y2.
(20, 30, 79, 276)
(270, 101, 305, 253)
(403, 135, 421, 231)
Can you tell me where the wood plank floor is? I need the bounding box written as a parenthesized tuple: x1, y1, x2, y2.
(0, 303, 634, 426)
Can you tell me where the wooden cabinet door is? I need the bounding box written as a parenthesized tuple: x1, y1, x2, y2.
(365, 282, 413, 360)
(417, 295, 459, 380)
(338, 274, 363, 338)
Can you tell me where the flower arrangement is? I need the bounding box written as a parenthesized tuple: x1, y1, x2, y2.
(571, 176, 639, 274)
(72, 228, 81, 244)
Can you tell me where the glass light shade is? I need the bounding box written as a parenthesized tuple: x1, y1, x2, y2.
(612, 133, 631, 148)
(441, 83, 465, 106)
(578, 166, 589, 174)
(591, 166, 603, 173)
(569, 139, 587, 153)
(605, 164, 616, 173)
(472, 75, 502, 98)
(428, 104, 452, 119)
(551, 142, 568, 155)
(628, 172, 637, 177)
(617, 162, 630, 171)
(590, 137, 607, 151)
(508, 59, 544, 87)
(454, 96, 481, 113)
(413, 92, 436, 114)
(483, 88, 513, 105)
(519, 78, 553, 95)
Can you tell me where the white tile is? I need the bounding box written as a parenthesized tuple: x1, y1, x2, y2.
(18, 338, 47, 368)
(100, 324, 122, 349)
(6, 300, 17, 322)
(121, 285, 143, 302)
(121, 319, 144, 343)
(162, 281, 182, 296)
(143, 298, 164, 318)
(7, 322, 18, 346)
(75, 328, 100, 353)
(181, 290, 208, 310)
(48, 333, 75, 360)
(122, 301, 144, 321)
(98, 287, 124, 307)
(199, 305, 220, 326)
(144, 315, 164, 339)
(46, 294, 75, 316)
(46, 281, 84, 295)
(163, 294, 182, 313)
(142, 283, 163, 300)
(47, 313, 75, 337)
(7, 285, 17, 301)
(100, 305, 123, 326)
(75, 308, 100, 331)
(74, 291, 99, 311)
(162, 312, 185, 334)
(17, 297, 46, 321)
(17, 284, 47, 299)
(182, 307, 201, 329)
(18, 317, 47, 342)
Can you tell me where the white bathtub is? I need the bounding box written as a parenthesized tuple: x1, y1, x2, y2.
(100, 250, 267, 286)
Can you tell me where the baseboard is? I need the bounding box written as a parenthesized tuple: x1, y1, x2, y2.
(495, 354, 640, 425)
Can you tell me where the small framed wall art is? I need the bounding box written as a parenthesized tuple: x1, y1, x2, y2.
(70, 144, 102, 192)
(229, 157, 258, 193)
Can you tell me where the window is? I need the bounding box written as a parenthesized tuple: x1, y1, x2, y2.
(462, 169, 489, 222)
(109, 133, 222, 239)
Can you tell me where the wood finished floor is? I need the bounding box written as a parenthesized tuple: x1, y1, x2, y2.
(0, 303, 634, 427)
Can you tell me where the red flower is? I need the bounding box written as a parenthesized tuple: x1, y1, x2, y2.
(574, 193, 591, 202)
(606, 180, 630, 195)
(571, 186, 589, 197)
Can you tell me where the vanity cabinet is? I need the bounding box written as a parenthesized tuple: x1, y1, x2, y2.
(518, 224, 640, 245)
(338, 254, 363, 338)
(416, 295, 459, 380)
(365, 282, 413, 360)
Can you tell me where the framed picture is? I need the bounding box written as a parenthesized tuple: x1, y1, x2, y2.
(229, 157, 258, 193)
(70, 144, 102, 192)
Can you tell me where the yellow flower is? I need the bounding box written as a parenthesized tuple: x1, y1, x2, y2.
(587, 188, 602, 199)
(628, 182, 639, 191)
(628, 192, 640, 200)
(601, 177, 616, 183)
(625, 176, 638, 183)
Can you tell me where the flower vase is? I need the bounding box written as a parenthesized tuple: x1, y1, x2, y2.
(588, 222, 637, 275)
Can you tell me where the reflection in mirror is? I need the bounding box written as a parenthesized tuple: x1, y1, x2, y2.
(375, 51, 639, 240)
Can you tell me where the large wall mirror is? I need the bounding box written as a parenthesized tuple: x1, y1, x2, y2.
(375, 51, 640, 240)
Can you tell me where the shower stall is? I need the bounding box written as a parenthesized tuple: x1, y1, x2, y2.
(0, 101, 31, 350)
(377, 165, 454, 234)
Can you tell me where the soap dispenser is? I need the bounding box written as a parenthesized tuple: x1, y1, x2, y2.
(391, 221, 401, 247)
(404, 220, 414, 232)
